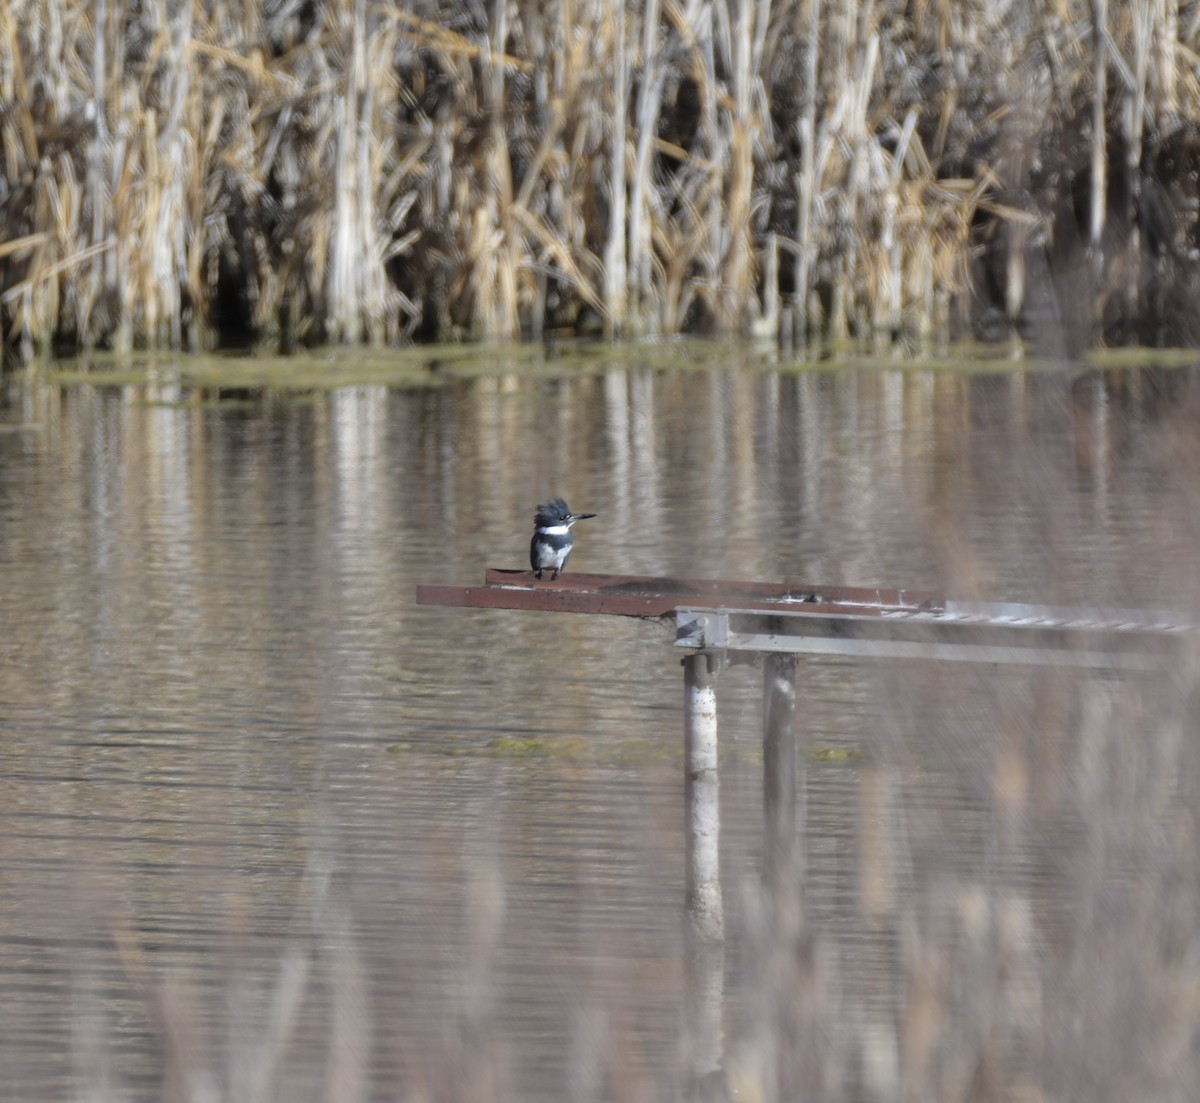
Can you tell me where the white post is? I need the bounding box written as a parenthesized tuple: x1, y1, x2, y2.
(684, 652, 723, 943)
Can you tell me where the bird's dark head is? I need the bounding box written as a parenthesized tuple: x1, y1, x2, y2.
(534, 497, 596, 529)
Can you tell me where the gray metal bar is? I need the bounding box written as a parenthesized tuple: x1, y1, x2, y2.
(942, 600, 1193, 632)
(675, 607, 1189, 669)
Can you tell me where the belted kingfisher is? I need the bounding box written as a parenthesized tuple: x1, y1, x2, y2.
(530, 497, 596, 580)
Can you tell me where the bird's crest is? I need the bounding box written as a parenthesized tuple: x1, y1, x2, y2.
(534, 498, 571, 527)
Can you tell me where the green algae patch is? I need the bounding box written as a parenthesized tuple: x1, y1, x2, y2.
(808, 745, 865, 764)
(42, 336, 1193, 394)
(48, 367, 158, 388)
(176, 349, 437, 391)
(387, 741, 467, 758)
(1086, 347, 1199, 370)
(386, 734, 681, 767)
(383, 731, 787, 768)
(484, 736, 551, 758)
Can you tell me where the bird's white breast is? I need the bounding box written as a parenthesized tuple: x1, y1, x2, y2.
(533, 539, 569, 566)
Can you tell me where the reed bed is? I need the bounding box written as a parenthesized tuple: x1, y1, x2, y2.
(2, 0, 1200, 359)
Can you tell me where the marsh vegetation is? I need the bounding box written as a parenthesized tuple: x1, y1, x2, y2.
(3, 0, 1200, 360)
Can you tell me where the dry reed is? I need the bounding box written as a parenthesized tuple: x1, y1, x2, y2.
(3, 0, 1200, 360)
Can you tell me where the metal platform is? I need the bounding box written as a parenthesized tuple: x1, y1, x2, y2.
(418, 568, 1197, 951)
(418, 569, 1194, 670)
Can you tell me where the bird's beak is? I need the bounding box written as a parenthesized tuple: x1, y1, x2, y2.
(570, 512, 596, 522)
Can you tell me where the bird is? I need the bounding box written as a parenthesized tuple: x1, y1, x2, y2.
(530, 497, 596, 580)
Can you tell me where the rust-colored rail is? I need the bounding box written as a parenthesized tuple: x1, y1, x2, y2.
(416, 568, 943, 619)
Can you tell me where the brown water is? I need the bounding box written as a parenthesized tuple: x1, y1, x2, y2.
(2, 347, 1200, 1102)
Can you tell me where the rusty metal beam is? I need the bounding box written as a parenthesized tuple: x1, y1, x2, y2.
(416, 580, 676, 617)
(416, 569, 943, 620)
(482, 569, 942, 612)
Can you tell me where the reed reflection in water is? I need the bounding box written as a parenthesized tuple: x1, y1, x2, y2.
(2, 352, 1200, 1101)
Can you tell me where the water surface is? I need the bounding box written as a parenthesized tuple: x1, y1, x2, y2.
(2, 346, 1199, 1101)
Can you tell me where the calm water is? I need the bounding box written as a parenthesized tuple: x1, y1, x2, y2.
(2, 347, 1199, 1101)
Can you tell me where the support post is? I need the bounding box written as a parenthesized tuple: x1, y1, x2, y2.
(763, 653, 798, 886)
(684, 651, 723, 943)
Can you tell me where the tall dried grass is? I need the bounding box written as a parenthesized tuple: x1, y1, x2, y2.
(3, 0, 1200, 359)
